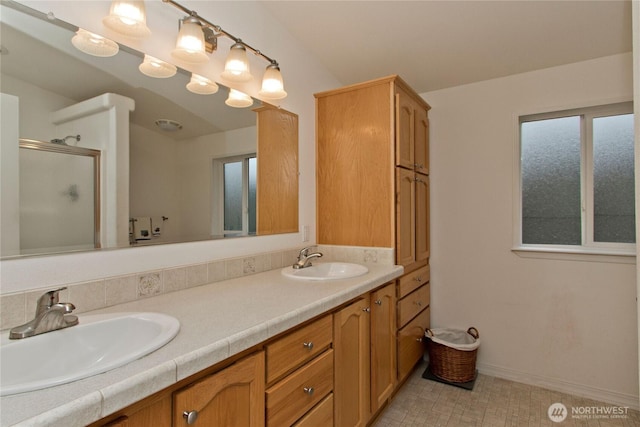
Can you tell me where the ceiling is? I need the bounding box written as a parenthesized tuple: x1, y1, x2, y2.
(261, 0, 633, 94)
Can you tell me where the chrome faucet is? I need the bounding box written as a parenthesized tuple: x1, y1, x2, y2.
(293, 247, 323, 269)
(9, 287, 78, 339)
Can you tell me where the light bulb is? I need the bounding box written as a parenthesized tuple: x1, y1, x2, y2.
(225, 89, 253, 108)
(103, 1, 151, 37)
(186, 74, 219, 95)
(171, 17, 208, 63)
(221, 42, 252, 82)
(71, 29, 119, 57)
(139, 55, 176, 78)
(259, 64, 287, 100)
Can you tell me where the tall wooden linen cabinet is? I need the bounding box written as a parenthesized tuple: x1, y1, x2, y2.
(315, 75, 431, 423)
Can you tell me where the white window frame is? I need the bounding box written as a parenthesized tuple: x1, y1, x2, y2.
(512, 101, 635, 263)
(211, 153, 256, 238)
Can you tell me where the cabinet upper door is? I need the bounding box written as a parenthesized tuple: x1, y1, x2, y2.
(395, 88, 415, 170)
(395, 168, 416, 267)
(414, 108, 429, 175)
(415, 174, 430, 263)
(173, 352, 265, 427)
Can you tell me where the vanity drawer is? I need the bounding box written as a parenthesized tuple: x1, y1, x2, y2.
(266, 349, 334, 427)
(266, 314, 333, 384)
(397, 307, 430, 381)
(293, 393, 334, 427)
(397, 265, 430, 298)
(397, 284, 430, 328)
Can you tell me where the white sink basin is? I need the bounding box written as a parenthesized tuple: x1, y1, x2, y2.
(281, 262, 369, 281)
(0, 312, 180, 396)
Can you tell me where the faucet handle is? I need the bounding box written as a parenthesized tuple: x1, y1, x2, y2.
(298, 247, 313, 260)
(36, 287, 67, 315)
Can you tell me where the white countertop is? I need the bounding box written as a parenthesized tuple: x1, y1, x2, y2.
(0, 263, 403, 427)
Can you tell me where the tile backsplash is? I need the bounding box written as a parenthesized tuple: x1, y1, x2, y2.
(0, 245, 394, 331)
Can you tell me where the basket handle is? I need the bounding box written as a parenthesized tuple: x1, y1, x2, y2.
(467, 327, 479, 339)
(425, 328, 433, 338)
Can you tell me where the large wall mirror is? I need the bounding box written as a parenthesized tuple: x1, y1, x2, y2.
(0, 1, 299, 259)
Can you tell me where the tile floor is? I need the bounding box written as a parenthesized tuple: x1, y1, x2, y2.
(373, 362, 640, 426)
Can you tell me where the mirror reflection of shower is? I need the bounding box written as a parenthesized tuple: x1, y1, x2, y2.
(50, 134, 81, 146)
(6, 138, 102, 257)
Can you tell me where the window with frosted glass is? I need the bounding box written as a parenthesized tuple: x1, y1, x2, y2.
(593, 114, 635, 243)
(224, 161, 243, 232)
(521, 116, 581, 245)
(519, 102, 635, 250)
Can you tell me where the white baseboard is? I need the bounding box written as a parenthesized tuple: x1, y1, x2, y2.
(476, 362, 640, 411)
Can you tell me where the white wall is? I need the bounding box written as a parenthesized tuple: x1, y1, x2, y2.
(0, 1, 341, 292)
(425, 52, 637, 407)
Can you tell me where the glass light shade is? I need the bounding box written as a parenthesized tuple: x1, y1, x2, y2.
(186, 74, 219, 95)
(258, 64, 287, 100)
(139, 55, 177, 78)
(225, 89, 253, 108)
(71, 29, 119, 57)
(103, 1, 151, 38)
(221, 42, 252, 82)
(171, 17, 208, 63)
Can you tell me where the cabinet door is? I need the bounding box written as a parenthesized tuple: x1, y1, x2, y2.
(395, 89, 415, 170)
(415, 174, 430, 263)
(173, 352, 265, 427)
(256, 106, 299, 235)
(397, 307, 430, 382)
(396, 168, 416, 267)
(333, 298, 370, 427)
(414, 108, 429, 175)
(370, 283, 396, 413)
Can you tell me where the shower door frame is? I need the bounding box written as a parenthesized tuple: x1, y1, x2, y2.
(19, 138, 102, 250)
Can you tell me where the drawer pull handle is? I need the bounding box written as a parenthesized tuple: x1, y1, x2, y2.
(303, 341, 314, 350)
(363, 307, 371, 313)
(415, 301, 422, 307)
(303, 387, 315, 396)
(414, 276, 422, 283)
(183, 410, 199, 425)
(374, 299, 382, 306)
(416, 338, 423, 343)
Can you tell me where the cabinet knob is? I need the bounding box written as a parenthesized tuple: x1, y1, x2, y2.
(374, 299, 382, 306)
(303, 387, 315, 396)
(362, 307, 371, 313)
(183, 410, 199, 425)
(303, 341, 314, 350)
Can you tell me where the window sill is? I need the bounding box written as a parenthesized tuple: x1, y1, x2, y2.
(512, 246, 636, 264)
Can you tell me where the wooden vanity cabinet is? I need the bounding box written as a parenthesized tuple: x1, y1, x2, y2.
(315, 74, 431, 273)
(333, 282, 396, 427)
(316, 75, 431, 390)
(173, 351, 265, 427)
(265, 314, 334, 427)
(92, 284, 398, 427)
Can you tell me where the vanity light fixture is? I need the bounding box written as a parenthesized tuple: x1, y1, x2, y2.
(258, 63, 287, 100)
(171, 16, 210, 63)
(162, 0, 286, 99)
(225, 88, 253, 108)
(139, 54, 177, 78)
(186, 73, 219, 95)
(103, 0, 151, 38)
(71, 28, 119, 57)
(220, 41, 252, 82)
